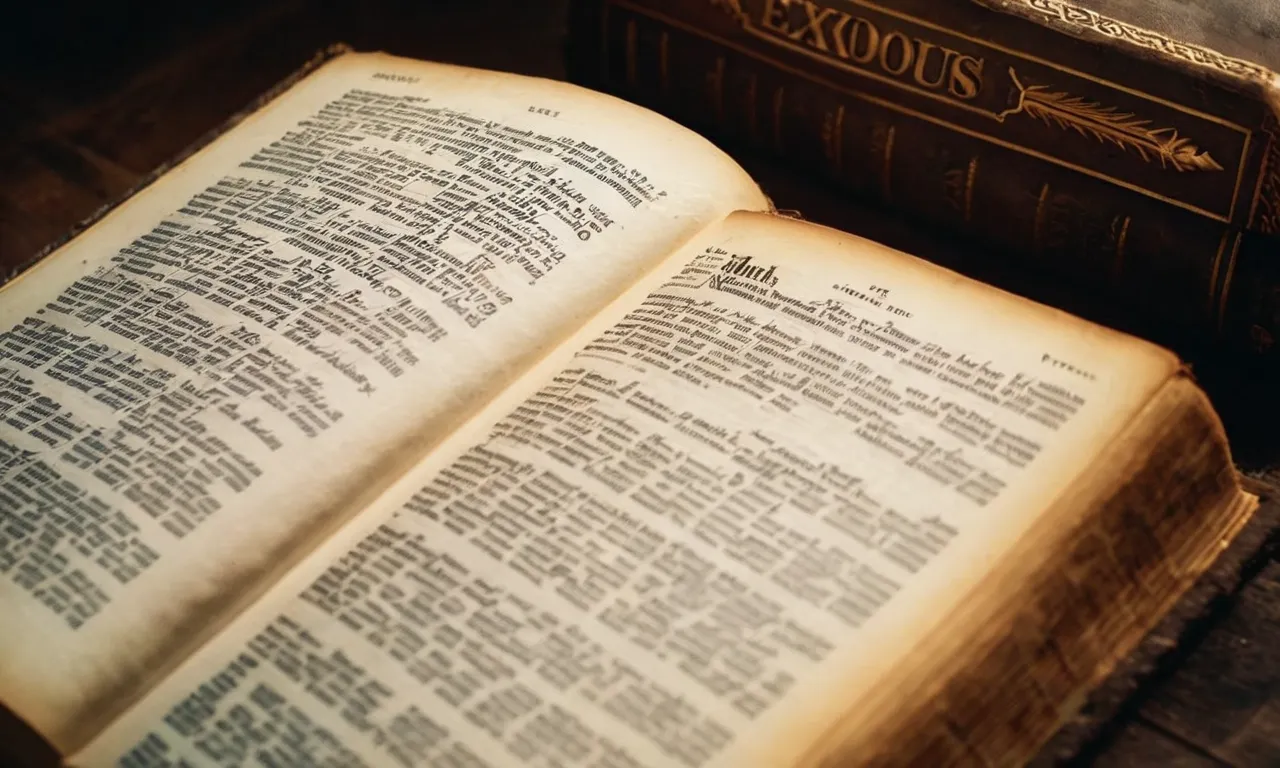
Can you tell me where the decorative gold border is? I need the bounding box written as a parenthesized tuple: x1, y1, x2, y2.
(1000, 0, 1273, 83)
(660, 0, 1252, 221)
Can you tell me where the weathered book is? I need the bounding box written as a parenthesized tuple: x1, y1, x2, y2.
(566, 0, 1280, 364)
(0, 50, 1261, 767)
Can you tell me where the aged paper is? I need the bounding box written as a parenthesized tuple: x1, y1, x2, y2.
(0, 54, 765, 749)
(76, 214, 1174, 767)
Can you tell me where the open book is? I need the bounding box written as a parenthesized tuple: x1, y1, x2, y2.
(0, 50, 1259, 767)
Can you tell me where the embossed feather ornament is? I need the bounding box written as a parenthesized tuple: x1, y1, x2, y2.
(1009, 70, 1223, 172)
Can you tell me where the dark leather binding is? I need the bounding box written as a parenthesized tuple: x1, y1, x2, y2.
(566, 0, 1280, 363)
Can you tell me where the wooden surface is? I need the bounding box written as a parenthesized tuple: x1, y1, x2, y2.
(1130, 562, 1280, 766)
(2, 1, 1279, 764)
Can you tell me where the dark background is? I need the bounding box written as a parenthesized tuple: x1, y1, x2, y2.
(2, 1, 1279, 765)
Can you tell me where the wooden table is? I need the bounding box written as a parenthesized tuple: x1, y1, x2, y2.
(2, 1, 1277, 764)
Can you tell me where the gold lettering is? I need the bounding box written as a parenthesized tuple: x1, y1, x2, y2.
(829, 11, 852, 60)
(792, 1, 839, 52)
(847, 17, 879, 65)
(749, 3, 985, 104)
(949, 55, 984, 100)
(760, 0, 790, 34)
(911, 40, 955, 90)
(879, 31, 913, 76)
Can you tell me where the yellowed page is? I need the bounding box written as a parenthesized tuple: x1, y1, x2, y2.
(74, 213, 1176, 767)
(0, 53, 766, 750)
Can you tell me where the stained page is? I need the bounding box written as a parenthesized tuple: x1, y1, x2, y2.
(75, 213, 1176, 766)
(0, 53, 765, 749)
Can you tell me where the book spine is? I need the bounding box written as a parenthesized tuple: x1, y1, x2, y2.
(568, 0, 1280, 360)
